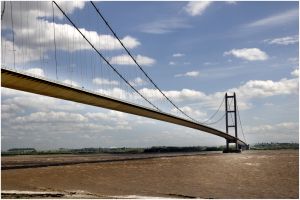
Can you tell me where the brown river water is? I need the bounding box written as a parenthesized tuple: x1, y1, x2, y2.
(1, 150, 298, 198)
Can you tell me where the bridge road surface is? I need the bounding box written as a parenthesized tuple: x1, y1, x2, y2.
(1, 68, 247, 146)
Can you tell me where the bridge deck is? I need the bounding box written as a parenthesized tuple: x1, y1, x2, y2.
(1, 68, 247, 146)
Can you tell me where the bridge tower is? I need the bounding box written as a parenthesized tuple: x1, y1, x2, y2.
(223, 92, 241, 153)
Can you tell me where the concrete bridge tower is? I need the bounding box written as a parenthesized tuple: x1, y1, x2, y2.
(223, 92, 241, 153)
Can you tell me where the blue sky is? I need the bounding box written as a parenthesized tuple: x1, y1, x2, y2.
(1, 1, 299, 150)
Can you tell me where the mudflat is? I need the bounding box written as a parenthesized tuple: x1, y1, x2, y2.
(1, 150, 298, 198)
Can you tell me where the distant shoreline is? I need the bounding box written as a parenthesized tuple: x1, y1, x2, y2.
(2, 149, 299, 170)
(2, 143, 298, 157)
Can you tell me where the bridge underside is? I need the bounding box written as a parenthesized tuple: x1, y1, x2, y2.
(1, 68, 247, 146)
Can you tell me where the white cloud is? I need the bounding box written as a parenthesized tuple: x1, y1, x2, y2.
(232, 78, 298, 99)
(3, 68, 298, 116)
(15, 111, 88, 123)
(224, 48, 268, 61)
(203, 62, 219, 66)
(85, 110, 126, 122)
(288, 57, 299, 64)
(277, 122, 299, 129)
(264, 35, 299, 45)
(291, 69, 299, 77)
(120, 36, 141, 49)
(109, 54, 155, 66)
(184, 1, 212, 16)
(141, 71, 298, 110)
(1, 103, 23, 114)
(173, 53, 185, 57)
(2, 66, 299, 149)
(139, 18, 191, 34)
(4, 108, 132, 143)
(1, 40, 42, 66)
(175, 71, 200, 77)
(96, 87, 130, 100)
(139, 88, 206, 103)
(1, 88, 134, 147)
(169, 61, 176, 65)
(209, 78, 298, 110)
(203, 62, 212, 65)
(129, 77, 147, 87)
(186, 71, 200, 77)
(56, 1, 85, 14)
(94, 87, 154, 107)
(246, 122, 298, 135)
(245, 8, 298, 28)
(1, 103, 24, 120)
(25, 68, 45, 77)
(225, 1, 237, 4)
(93, 78, 119, 86)
(172, 106, 206, 119)
(2, 88, 85, 112)
(1, 1, 85, 24)
(264, 102, 274, 106)
(62, 79, 79, 87)
(85, 112, 108, 121)
(1, 2, 140, 66)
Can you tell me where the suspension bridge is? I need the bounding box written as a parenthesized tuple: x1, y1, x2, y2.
(1, 1, 248, 151)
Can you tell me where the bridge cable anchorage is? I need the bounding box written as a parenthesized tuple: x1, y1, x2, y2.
(90, 1, 201, 124)
(52, 1, 161, 111)
(201, 96, 225, 125)
(52, 2, 58, 80)
(236, 102, 247, 143)
(1, 1, 5, 21)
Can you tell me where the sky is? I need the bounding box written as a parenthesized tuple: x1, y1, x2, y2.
(1, 1, 299, 150)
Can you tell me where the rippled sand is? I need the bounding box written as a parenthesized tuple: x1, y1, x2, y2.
(2, 150, 298, 198)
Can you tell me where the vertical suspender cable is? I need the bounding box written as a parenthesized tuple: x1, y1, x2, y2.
(52, 2, 58, 80)
(90, 1, 201, 124)
(202, 97, 225, 125)
(10, 1, 15, 69)
(236, 103, 247, 143)
(53, 1, 160, 111)
(1, 1, 5, 20)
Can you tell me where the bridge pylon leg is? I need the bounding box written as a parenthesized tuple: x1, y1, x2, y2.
(226, 140, 229, 151)
(223, 92, 241, 153)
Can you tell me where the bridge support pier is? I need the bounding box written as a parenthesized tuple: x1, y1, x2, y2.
(223, 140, 241, 153)
(223, 92, 241, 153)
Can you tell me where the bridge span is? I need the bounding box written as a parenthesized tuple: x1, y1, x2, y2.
(2, 68, 247, 146)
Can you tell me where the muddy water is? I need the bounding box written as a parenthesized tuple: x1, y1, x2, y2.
(2, 150, 298, 198)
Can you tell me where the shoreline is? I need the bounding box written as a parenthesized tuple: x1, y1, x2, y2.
(1, 190, 196, 199)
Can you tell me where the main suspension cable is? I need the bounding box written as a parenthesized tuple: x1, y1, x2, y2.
(90, 1, 200, 124)
(1, 1, 5, 20)
(202, 96, 225, 125)
(206, 113, 226, 125)
(236, 102, 247, 143)
(53, 1, 160, 111)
